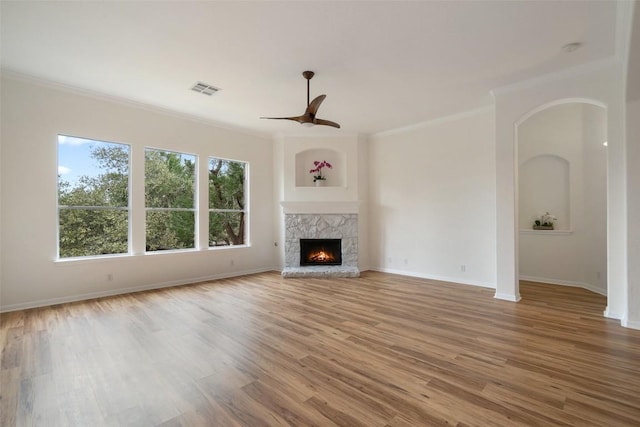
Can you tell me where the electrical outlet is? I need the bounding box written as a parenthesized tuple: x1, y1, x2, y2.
(107, 273, 113, 281)
(404, 258, 408, 265)
(230, 260, 235, 266)
(460, 265, 466, 272)
(387, 257, 392, 263)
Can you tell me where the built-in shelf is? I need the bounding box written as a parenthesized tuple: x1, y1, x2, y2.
(519, 229, 573, 235)
(295, 148, 345, 187)
(281, 201, 361, 214)
(294, 185, 347, 189)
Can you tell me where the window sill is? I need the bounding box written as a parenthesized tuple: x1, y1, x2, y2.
(519, 229, 573, 235)
(55, 253, 132, 265)
(55, 245, 251, 264)
(144, 248, 199, 256)
(208, 244, 250, 251)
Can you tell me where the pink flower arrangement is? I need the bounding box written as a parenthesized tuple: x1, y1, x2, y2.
(309, 160, 332, 182)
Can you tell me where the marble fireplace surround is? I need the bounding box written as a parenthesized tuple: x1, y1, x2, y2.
(281, 201, 360, 278)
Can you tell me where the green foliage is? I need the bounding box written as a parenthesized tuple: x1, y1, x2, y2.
(58, 144, 129, 258)
(145, 211, 195, 251)
(209, 159, 246, 246)
(145, 149, 196, 251)
(145, 150, 195, 209)
(59, 209, 128, 257)
(209, 211, 244, 246)
(58, 145, 247, 257)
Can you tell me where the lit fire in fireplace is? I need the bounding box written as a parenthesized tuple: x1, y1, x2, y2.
(309, 250, 336, 263)
(300, 238, 342, 266)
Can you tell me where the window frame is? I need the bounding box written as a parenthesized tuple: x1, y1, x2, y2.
(208, 156, 249, 248)
(144, 147, 198, 253)
(56, 134, 131, 260)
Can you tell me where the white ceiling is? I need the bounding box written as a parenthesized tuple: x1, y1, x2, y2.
(0, 1, 619, 137)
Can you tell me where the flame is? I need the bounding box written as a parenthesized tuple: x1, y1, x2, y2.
(309, 250, 336, 263)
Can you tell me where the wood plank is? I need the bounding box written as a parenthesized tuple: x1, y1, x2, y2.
(1, 271, 639, 425)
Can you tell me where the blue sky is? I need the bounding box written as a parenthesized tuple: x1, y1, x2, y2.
(57, 135, 127, 186)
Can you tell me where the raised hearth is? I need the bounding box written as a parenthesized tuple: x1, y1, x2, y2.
(282, 265, 360, 278)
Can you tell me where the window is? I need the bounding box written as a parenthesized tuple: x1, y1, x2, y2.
(208, 158, 247, 247)
(145, 149, 197, 251)
(57, 135, 130, 258)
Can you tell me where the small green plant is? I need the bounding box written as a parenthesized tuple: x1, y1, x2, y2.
(534, 212, 557, 228)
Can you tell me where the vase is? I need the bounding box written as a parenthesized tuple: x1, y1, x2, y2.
(533, 225, 554, 230)
(315, 179, 325, 187)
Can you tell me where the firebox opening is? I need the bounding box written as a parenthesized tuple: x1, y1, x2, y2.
(300, 239, 342, 266)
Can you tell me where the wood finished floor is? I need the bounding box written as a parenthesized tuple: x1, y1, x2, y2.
(1, 272, 640, 426)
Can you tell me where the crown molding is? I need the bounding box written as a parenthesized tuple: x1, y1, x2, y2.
(370, 105, 494, 139)
(489, 57, 620, 99)
(615, 0, 635, 63)
(0, 68, 272, 141)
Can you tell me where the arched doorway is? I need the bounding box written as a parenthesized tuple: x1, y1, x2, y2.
(514, 100, 607, 301)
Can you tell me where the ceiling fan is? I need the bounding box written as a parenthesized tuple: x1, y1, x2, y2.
(261, 71, 340, 128)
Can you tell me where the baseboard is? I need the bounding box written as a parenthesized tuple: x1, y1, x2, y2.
(603, 306, 624, 320)
(622, 316, 640, 330)
(519, 275, 607, 296)
(370, 267, 495, 289)
(494, 292, 522, 302)
(0, 267, 274, 313)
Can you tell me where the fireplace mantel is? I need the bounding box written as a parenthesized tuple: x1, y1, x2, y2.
(280, 201, 361, 215)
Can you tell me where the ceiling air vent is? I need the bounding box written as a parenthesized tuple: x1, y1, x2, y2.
(191, 82, 220, 96)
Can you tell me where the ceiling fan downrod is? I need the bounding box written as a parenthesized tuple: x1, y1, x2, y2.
(260, 70, 340, 128)
(303, 70, 314, 107)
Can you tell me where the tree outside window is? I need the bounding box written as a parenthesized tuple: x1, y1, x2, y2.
(57, 135, 130, 258)
(145, 149, 197, 251)
(58, 138, 245, 256)
(209, 158, 247, 247)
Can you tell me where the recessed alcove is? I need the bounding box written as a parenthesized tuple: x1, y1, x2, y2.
(295, 148, 345, 187)
(516, 102, 607, 296)
(519, 154, 570, 231)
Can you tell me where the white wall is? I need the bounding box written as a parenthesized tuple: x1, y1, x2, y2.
(627, 97, 640, 328)
(625, 2, 640, 328)
(368, 108, 496, 287)
(0, 75, 275, 311)
(518, 104, 607, 294)
(272, 136, 286, 269)
(582, 104, 609, 293)
(357, 135, 370, 270)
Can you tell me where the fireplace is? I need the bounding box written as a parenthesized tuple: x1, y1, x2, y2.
(281, 211, 359, 278)
(300, 239, 342, 266)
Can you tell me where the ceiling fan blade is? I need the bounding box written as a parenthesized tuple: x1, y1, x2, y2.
(313, 118, 341, 129)
(306, 95, 326, 116)
(260, 115, 309, 124)
(261, 71, 339, 128)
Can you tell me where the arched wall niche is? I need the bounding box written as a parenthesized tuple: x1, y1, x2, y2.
(519, 154, 570, 231)
(294, 147, 345, 187)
